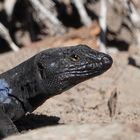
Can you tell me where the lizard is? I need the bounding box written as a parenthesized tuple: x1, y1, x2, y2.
(0, 44, 113, 138)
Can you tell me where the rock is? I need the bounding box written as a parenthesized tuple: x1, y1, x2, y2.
(4, 123, 140, 140)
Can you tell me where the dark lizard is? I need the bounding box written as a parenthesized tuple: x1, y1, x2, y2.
(0, 44, 113, 138)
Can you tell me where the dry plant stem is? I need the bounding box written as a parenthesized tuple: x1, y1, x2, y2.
(72, 0, 92, 26)
(98, 0, 107, 53)
(29, 0, 66, 35)
(0, 23, 19, 52)
(122, 0, 140, 46)
(4, 0, 17, 18)
(107, 88, 118, 118)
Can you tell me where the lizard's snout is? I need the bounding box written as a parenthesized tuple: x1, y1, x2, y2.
(98, 53, 113, 70)
(102, 55, 112, 65)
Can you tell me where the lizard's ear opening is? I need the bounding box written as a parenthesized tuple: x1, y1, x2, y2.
(37, 62, 46, 80)
(70, 54, 80, 62)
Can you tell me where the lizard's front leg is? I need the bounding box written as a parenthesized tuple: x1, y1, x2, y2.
(0, 104, 19, 139)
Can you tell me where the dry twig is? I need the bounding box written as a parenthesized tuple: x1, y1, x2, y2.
(107, 88, 118, 118)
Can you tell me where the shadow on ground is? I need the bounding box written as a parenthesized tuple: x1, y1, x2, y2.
(15, 114, 60, 132)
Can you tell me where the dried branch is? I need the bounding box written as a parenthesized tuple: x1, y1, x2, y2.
(107, 88, 118, 118)
(4, 0, 17, 18)
(72, 0, 92, 26)
(0, 23, 19, 52)
(98, 0, 108, 53)
(29, 0, 66, 35)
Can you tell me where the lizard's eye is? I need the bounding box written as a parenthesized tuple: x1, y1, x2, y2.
(70, 54, 80, 62)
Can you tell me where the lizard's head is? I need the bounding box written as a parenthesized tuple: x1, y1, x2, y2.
(35, 45, 113, 96)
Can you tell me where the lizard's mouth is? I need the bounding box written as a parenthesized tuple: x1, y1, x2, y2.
(59, 54, 113, 80)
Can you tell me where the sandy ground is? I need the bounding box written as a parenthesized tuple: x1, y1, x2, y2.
(1, 24, 140, 139)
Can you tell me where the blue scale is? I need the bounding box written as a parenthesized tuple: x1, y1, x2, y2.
(0, 79, 12, 102)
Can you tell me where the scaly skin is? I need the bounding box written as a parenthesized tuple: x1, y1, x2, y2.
(0, 44, 113, 138)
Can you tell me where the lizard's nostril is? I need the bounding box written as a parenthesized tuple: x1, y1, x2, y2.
(102, 56, 110, 64)
(98, 53, 113, 64)
(102, 55, 113, 67)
